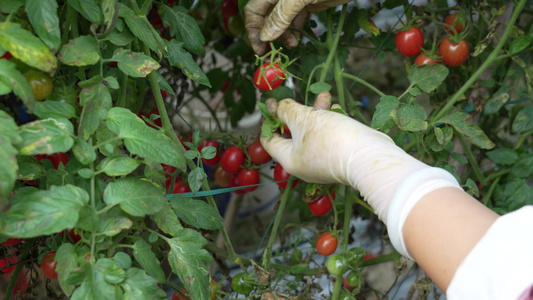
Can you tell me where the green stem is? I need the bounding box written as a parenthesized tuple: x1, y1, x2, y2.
(142, 43, 237, 262)
(482, 176, 500, 206)
(360, 251, 402, 267)
(355, 197, 374, 213)
(305, 64, 324, 105)
(485, 168, 510, 182)
(334, 58, 346, 111)
(433, 0, 528, 121)
(89, 153, 97, 262)
(117, 72, 129, 108)
(332, 275, 343, 300)
(4, 239, 32, 300)
(262, 178, 294, 270)
(457, 132, 486, 186)
(515, 129, 533, 149)
(318, 5, 347, 83)
(341, 73, 385, 97)
(342, 187, 353, 253)
(343, 85, 369, 125)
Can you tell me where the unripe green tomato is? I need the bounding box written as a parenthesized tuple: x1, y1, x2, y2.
(346, 270, 361, 288)
(340, 291, 356, 300)
(227, 14, 245, 36)
(327, 254, 348, 276)
(24, 70, 53, 101)
(231, 272, 254, 295)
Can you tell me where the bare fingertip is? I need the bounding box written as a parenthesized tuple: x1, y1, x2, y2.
(313, 91, 332, 110)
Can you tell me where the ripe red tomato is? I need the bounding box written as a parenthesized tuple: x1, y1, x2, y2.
(395, 27, 424, 57)
(274, 163, 299, 189)
(160, 89, 169, 98)
(7, 268, 28, 297)
(215, 165, 230, 187)
(0, 256, 18, 274)
(237, 169, 260, 192)
(414, 53, 438, 66)
(170, 181, 191, 194)
(247, 141, 271, 165)
(34, 152, 69, 169)
(66, 228, 81, 243)
(444, 13, 466, 35)
(316, 232, 338, 256)
(438, 37, 469, 66)
(1, 51, 12, 60)
(1, 238, 22, 246)
(309, 192, 335, 216)
(172, 289, 189, 300)
(199, 140, 221, 167)
(41, 251, 58, 279)
(254, 63, 286, 91)
(24, 70, 53, 101)
(228, 174, 246, 194)
(221, 146, 245, 174)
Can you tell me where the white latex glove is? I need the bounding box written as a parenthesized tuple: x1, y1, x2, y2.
(245, 0, 352, 55)
(261, 94, 461, 258)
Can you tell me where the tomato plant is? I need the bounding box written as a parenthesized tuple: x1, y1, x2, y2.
(395, 27, 424, 57)
(231, 272, 255, 295)
(254, 62, 286, 91)
(439, 37, 469, 66)
(309, 192, 335, 216)
(274, 163, 299, 189)
(247, 141, 272, 165)
(41, 251, 58, 279)
(24, 70, 53, 101)
(221, 146, 245, 174)
(316, 232, 338, 256)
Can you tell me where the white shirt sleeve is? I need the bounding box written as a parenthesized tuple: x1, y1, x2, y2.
(447, 205, 533, 300)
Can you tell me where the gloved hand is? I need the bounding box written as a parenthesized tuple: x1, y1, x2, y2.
(261, 92, 461, 258)
(245, 0, 352, 55)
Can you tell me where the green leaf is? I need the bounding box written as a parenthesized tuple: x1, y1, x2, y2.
(170, 196, 224, 230)
(165, 40, 210, 87)
(463, 178, 479, 197)
(437, 109, 495, 149)
(0, 59, 35, 111)
(70, 262, 116, 300)
(100, 0, 118, 33)
(108, 25, 135, 46)
(309, 82, 332, 94)
(150, 202, 182, 237)
(509, 36, 531, 55)
(111, 48, 160, 77)
(133, 239, 165, 283)
(356, 9, 380, 36)
(408, 64, 449, 93)
(512, 106, 533, 133)
(483, 85, 509, 115)
(162, 5, 205, 56)
(371, 95, 399, 132)
(103, 178, 166, 217)
(511, 154, 533, 178)
(17, 155, 44, 181)
(0, 22, 57, 73)
(486, 148, 518, 165)
(391, 103, 428, 132)
(72, 137, 97, 165)
(56, 243, 78, 296)
(0, 112, 20, 202)
(99, 216, 132, 237)
(121, 268, 167, 300)
(98, 156, 141, 176)
(34, 101, 76, 119)
(104, 76, 119, 89)
(184, 150, 198, 160)
(187, 168, 205, 194)
(18, 118, 74, 155)
(0, 185, 89, 237)
(106, 107, 186, 171)
(59, 35, 101, 66)
(78, 168, 93, 178)
(166, 229, 213, 300)
(96, 125, 122, 157)
(0, 0, 23, 13)
(118, 4, 164, 57)
(25, 0, 60, 51)
(451, 152, 467, 164)
(434, 127, 444, 144)
(154, 72, 176, 96)
(67, 0, 103, 23)
(113, 252, 132, 270)
(200, 146, 216, 160)
(79, 79, 113, 140)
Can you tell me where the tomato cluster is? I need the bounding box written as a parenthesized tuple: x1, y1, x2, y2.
(396, 13, 469, 67)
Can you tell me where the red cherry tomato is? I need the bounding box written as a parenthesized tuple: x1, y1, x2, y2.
(247, 141, 271, 165)
(1, 238, 22, 246)
(364, 252, 376, 260)
(0, 256, 18, 274)
(221, 146, 245, 174)
(316, 232, 338, 256)
(215, 165, 230, 187)
(9, 268, 28, 297)
(66, 228, 81, 243)
(253, 63, 286, 91)
(228, 174, 246, 194)
(273, 163, 299, 189)
(41, 251, 58, 279)
(444, 13, 466, 35)
(160, 89, 169, 98)
(438, 37, 469, 66)
(237, 169, 260, 192)
(24, 70, 53, 101)
(34, 152, 69, 169)
(1, 51, 12, 60)
(309, 192, 335, 216)
(414, 53, 438, 66)
(395, 27, 424, 57)
(170, 181, 191, 194)
(172, 289, 190, 300)
(198, 140, 221, 167)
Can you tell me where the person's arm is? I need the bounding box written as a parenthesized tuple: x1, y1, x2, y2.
(259, 94, 499, 293)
